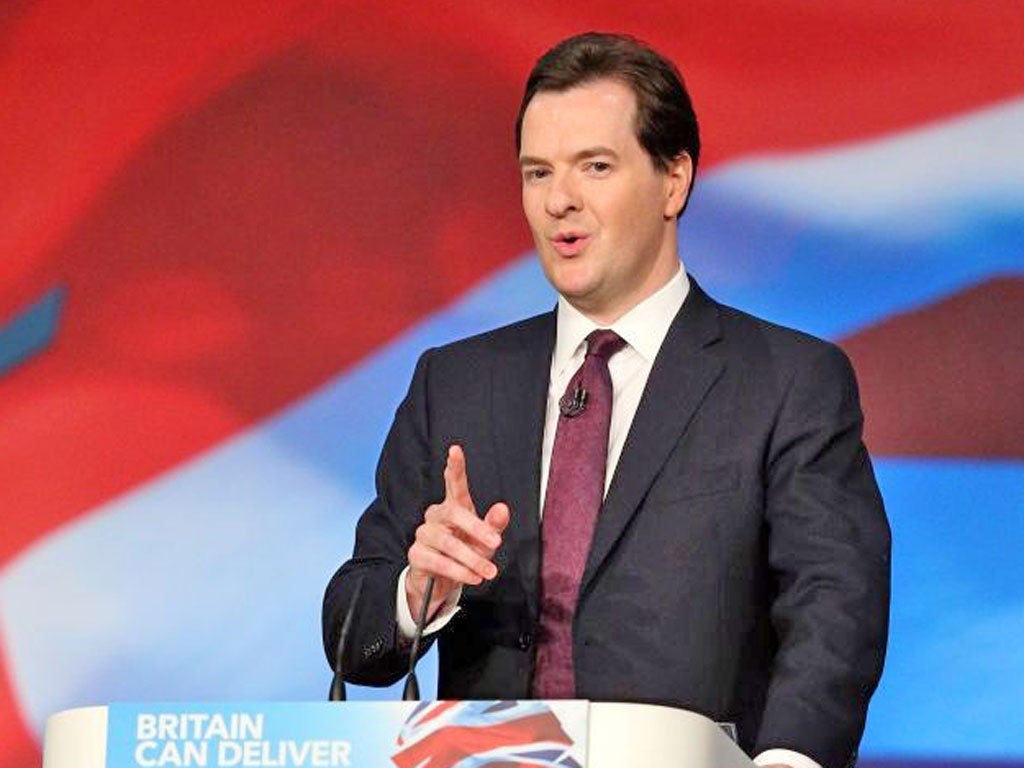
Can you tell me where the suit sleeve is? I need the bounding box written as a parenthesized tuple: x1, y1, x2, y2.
(755, 342, 891, 768)
(321, 348, 441, 686)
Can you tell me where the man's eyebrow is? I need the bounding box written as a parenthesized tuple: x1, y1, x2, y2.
(518, 146, 621, 167)
(518, 155, 548, 167)
(573, 146, 619, 161)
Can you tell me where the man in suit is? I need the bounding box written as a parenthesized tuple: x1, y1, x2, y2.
(323, 33, 890, 768)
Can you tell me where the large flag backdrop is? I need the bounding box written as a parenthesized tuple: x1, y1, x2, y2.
(1, 2, 1022, 766)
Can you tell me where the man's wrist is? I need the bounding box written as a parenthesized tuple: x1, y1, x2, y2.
(395, 565, 461, 640)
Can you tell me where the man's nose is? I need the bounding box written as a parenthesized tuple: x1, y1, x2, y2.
(544, 172, 580, 217)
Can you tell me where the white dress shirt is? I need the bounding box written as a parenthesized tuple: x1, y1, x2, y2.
(539, 265, 689, 509)
(392, 263, 819, 768)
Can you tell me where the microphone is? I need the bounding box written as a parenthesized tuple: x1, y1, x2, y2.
(328, 574, 365, 702)
(559, 381, 588, 418)
(401, 575, 436, 700)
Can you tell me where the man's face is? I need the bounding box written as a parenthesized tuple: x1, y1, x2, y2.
(519, 78, 691, 323)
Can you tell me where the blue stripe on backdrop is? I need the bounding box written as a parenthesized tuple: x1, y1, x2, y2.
(681, 98, 1024, 338)
(683, 185, 1024, 339)
(863, 459, 1024, 758)
(0, 286, 65, 377)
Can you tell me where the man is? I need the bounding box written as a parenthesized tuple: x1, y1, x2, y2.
(323, 33, 890, 768)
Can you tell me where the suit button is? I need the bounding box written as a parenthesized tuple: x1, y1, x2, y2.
(518, 632, 533, 650)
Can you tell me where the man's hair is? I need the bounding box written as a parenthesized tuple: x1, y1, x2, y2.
(515, 32, 701, 181)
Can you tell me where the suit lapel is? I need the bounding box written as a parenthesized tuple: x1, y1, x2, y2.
(580, 283, 726, 595)
(490, 312, 555, 617)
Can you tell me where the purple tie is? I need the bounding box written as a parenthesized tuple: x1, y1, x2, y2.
(532, 329, 626, 698)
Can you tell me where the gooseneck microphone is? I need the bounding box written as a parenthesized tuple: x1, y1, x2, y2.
(401, 575, 436, 700)
(328, 575, 365, 702)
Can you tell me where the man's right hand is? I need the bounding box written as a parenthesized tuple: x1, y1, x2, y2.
(406, 444, 510, 624)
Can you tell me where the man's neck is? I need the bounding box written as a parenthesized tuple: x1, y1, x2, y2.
(566, 259, 684, 326)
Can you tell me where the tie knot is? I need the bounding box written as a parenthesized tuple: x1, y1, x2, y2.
(585, 329, 626, 361)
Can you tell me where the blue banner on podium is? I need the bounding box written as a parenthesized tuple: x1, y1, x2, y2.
(106, 701, 589, 768)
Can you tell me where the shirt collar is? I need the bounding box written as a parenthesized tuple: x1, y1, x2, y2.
(552, 264, 689, 374)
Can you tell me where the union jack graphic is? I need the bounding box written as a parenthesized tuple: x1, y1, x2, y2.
(392, 700, 583, 768)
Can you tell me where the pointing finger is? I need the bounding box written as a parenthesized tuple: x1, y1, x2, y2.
(443, 444, 474, 509)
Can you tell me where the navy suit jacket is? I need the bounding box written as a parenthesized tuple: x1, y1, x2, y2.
(323, 280, 890, 768)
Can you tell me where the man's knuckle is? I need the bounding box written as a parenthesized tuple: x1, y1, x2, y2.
(422, 550, 444, 574)
(435, 530, 454, 553)
(442, 562, 463, 581)
(407, 549, 422, 569)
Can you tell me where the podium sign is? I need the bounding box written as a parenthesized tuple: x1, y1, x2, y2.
(102, 701, 588, 768)
(45, 700, 752, 768)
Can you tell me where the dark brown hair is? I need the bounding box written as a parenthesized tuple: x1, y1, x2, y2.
(515, 32, 701, 182)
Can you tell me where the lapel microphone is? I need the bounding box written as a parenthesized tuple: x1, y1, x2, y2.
(559, 380, 588, 418)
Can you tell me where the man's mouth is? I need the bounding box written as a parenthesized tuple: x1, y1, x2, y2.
(551, 232, 589, 256)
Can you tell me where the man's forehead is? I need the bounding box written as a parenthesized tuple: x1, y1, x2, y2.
(519, 79, 639, 159)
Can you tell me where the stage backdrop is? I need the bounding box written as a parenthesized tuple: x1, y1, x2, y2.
(1, 2, 1022, 767)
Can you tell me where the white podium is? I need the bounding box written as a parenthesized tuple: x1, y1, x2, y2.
(44, 701, 754, 768)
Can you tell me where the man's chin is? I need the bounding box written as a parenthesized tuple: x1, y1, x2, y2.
(558, 287, 611, 320)
(553, 281, 597, 306)
(542, 263, 594, 298)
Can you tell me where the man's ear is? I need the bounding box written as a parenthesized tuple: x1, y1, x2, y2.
(664, 152, 694, 219)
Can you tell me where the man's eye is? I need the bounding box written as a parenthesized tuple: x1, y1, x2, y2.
(524, 168, 549, 182)
(586, 161, 611, 174)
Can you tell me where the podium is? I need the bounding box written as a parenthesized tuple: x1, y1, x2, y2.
(44, 700, 754, 768)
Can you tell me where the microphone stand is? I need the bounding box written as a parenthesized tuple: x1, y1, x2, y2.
(329, 575, 365, 702)
(401, 575, 435, 700)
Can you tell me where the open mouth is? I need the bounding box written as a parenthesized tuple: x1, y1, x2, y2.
(555, 231, 585, 243)
(552, 232, 589, 255)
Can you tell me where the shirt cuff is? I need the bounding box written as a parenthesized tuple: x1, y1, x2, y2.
(754, 749, 824, 768)
(395, 565, 462, 640)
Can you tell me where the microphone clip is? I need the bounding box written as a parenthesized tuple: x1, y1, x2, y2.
(559, 381, 588, 418)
